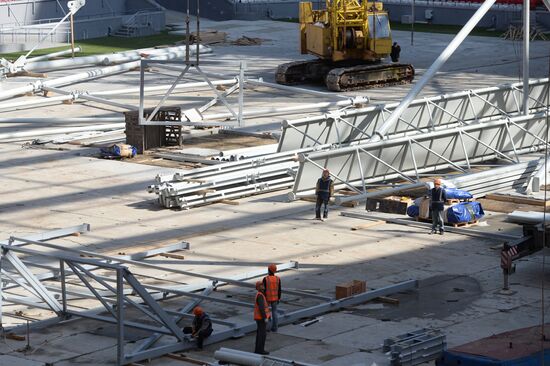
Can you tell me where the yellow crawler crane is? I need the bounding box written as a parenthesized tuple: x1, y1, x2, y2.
(276, 0, 414, 91)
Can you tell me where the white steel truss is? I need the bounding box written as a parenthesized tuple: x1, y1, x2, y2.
(279, 78, 549, 152)
(291, 109, 550, 198)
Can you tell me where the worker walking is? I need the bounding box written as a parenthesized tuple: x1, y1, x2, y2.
(263, 264, 281, 332)
(190, 306, 213, 350)
(390, 42, 401, 62)
(315, 169, 334, 221)
(254, 281, 271, 355)
(430, 178, 447, 235)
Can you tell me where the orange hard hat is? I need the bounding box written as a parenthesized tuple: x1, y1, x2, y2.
(193, 306, 203, 316)
(256, 281, 263, 290)
(268, 264, 277, 273)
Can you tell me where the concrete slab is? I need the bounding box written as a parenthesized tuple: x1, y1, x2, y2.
(277, 312, 379, 340)
(270, 340, 359, 364)
(323, 320, 412, 351)
(321, 351, 388, 366)
(0, 355, 44, 366)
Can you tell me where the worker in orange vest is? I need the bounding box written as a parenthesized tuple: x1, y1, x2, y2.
(262, 264, 281, 332)
(254, 280, 271, 355)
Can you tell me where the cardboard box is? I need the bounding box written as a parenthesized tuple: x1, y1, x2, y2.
(335, 280, 367, 299)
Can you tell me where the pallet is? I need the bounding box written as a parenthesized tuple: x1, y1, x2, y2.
(445, 198, 473, 205)
(416, 217, 478, 227)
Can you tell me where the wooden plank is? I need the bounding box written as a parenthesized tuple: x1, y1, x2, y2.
(219, 199, 240, 206)
(162, 253, 185, 260)
(376, 296, 400, 305)
(485, 193, 550, 207)
(166, 353, 209, 365)
(351, 220, 384, 231)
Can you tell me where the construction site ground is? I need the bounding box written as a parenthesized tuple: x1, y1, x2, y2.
(0, 11, 549, 366)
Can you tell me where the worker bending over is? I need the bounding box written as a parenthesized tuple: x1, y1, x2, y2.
(190, 306, 213, 350)
(263, 264, 281, 332)
(254, 281, 271, 355)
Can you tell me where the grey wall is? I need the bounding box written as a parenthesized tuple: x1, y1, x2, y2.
(0, 0, 127, 26)
(384, 2, 522, 30)
(157, 0, 235, 21)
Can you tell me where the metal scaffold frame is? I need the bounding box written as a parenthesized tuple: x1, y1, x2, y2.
(0, 225, 417, 365)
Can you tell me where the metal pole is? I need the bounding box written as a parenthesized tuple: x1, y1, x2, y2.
(186, 0, 190, 64)
(196, 0, 200, 66)
(116, 268, 124, 366)
(60, 260, 67, 314)
(523, 0, 530, 114)
(411, 0, 415, 46)
(238, 61, 245, 127)
(70, 12, 75, 58)
(372, 0, 498, 142)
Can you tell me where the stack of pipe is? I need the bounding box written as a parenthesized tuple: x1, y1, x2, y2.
(148, 149, 311, 209)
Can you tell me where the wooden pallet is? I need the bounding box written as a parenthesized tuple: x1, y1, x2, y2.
(445, 198, 474, 205)
(416, 217, 478, 227)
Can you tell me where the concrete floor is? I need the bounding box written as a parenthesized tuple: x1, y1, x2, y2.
(0, 13, 549, 366)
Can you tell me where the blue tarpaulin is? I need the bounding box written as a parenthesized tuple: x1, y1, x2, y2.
(446, 202, 484, 223)
(444, 188, 473, 200)
(437, 349, 550, 366)
(407, 205, 420, 217)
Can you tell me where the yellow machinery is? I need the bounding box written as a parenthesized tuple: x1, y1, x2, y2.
(276, 0, 414, 91)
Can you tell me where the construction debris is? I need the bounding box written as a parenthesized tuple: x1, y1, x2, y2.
(232, 35, 266, 46)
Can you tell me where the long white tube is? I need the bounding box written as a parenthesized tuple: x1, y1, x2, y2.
(26, 47, 82, 63)
(523, 0, 530, 114)
(0, 122, 125, 140)
(194, 96, 370, 121)
(23, 45, 210, 72)
(371, 0, 498, 142)
(0, 45, 211, 101)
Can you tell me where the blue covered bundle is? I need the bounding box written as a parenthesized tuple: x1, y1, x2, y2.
(444, 188, 473, 200)
(100, 144, 137, 158)
(446, 202, 484, 223)
(407, 205, 419, 217)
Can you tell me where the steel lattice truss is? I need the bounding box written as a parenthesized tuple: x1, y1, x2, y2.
(0, 225, 416, 365)
(291, 110, 550, 198)
(279, 78, 549, 152)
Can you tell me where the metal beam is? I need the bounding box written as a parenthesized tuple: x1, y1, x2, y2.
(372, 0, 498, 141)
(278, 79, 549, 152)
(292, 111, 549, 198)
(124, 280, 418, 364)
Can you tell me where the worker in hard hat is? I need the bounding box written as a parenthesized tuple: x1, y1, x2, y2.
(254, 281, 271, 355)
(315, 169, 334, 221)
(430, 178, 447, 235)
(190, 306, 213, 349)
(263, 264, 281, 332)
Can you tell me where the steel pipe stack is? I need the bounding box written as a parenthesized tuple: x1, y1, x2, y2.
(148, 149, 312, 209)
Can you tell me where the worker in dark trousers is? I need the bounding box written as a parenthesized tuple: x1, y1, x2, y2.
(191, 306, 213, 349)
(263, 264, 281, 332)
(315, 169, 334, 221)
(430, 178, 447, 235)
(254, 281, 271, 355)
(390, 42, 401, 62)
